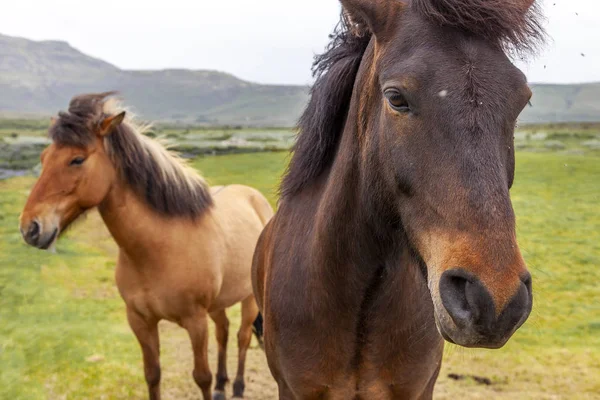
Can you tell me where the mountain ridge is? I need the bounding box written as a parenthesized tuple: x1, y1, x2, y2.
(0, 33, 598, 125)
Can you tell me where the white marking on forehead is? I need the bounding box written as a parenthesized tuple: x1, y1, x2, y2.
(438, 90, 448, 98)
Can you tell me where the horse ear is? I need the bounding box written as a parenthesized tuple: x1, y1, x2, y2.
(98, 112, 126, 137)
(521, 0, 537, 13)
(522, 0, 535, 10)
(340, 0, 404, 41)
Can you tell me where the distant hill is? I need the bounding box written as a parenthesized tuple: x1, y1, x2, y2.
(0, 34, 308, 126)
(526, 83, 600, 123)
(0, 33, 598, 125)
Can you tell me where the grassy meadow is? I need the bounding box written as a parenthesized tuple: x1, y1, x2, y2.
(0, 136, 599, 398)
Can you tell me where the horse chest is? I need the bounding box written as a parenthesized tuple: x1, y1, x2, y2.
(265, 262, 443, 399)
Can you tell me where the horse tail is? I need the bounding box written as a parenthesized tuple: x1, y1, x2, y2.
(252, 312, 264, 349)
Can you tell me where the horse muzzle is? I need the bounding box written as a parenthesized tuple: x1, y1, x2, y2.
(433, 269, 533, 349)
(20, 218, 59, 250)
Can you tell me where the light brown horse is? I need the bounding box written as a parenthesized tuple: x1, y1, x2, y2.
(253, 0, 544, 398)
(19, 93, 273, 400)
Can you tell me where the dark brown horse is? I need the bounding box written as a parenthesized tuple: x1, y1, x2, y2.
(253, 0, 544, 398)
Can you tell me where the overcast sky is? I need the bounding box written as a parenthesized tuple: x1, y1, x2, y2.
(1, 0, 597, 85)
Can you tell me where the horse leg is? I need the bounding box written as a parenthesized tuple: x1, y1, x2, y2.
(127, 308, 161, 400)
(184, 311, 213, 400)
(232, 296, 260, 399)
(209, 309, 230, 400)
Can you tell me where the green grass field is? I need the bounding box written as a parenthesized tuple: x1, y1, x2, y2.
(1, 118, 599, 172)
(0, 151, 599, 399)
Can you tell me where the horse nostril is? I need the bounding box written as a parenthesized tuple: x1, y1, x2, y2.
(439, 272, 471, 327)
(521, 272, 533, 292)
(27, 220, 40, 240)
(517, 272, 533, 318)
(439, 269, 495, 330)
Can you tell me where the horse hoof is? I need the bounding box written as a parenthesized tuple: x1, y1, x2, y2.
(213, 391, 226, 400)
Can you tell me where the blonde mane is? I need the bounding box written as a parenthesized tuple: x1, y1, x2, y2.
(50, 92, 212, 218)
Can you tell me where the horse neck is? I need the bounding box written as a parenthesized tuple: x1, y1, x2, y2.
(97, 177, 168, 257)
(314, 52, 396, 266)
(308, 51, 429, 308)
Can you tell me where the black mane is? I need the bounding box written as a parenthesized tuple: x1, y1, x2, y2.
(411, 0, 545, 54)
(280, 14, 371, 198)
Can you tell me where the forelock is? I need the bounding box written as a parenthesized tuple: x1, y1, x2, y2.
(49, 92, 117, 147)
(410, 0, 546, 55)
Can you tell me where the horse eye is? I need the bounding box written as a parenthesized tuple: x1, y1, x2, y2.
(384, 90, 410, 112)
(69, 157, 86, 166)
